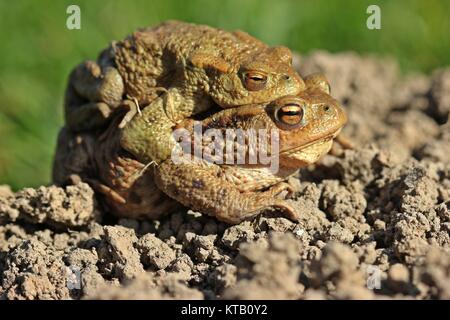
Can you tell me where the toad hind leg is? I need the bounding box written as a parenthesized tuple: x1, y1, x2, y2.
(154, 160, 300, 224)
(65, 60, 124, 131)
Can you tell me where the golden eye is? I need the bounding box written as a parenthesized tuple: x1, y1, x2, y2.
(274, 103, 305, 129)
(243, 71, 268, 91)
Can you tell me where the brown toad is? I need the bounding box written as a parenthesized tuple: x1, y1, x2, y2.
(56, 74, 346, 223)
(65, 20, 304, 163)
(154, 75, 346, 223)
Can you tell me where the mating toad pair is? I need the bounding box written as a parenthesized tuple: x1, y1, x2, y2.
(53, 21, 347, 224)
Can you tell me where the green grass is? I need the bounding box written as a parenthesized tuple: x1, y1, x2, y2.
(1, 0, 449, 189)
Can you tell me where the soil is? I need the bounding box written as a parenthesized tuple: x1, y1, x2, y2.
(0, 51, 449, 300)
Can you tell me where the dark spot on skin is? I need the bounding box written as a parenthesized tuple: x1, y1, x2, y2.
(192, 179, 205, 189)
(219, 188, 228, 197)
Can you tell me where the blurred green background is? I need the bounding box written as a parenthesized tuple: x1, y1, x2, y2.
(1, 0, 449, 190)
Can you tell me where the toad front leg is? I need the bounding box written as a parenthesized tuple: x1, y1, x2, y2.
(119, 87, 208, 164)
(119, 94, 178, 164)
(153, 159, 299, 224)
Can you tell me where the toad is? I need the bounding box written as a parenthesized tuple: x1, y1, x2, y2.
(76, 74, 346, 223)
(65, 20, 304, 164)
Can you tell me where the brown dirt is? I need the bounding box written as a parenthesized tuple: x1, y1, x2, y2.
(1, 51, 449, 300)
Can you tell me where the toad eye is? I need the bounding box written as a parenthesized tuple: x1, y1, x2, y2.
(243, 72, 268, 91)
(274, 103, 305, 129)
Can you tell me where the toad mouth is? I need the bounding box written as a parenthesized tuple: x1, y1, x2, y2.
(281, 128, 342, 156)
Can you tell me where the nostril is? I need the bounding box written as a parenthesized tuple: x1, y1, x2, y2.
(324, 105, 331, 112)
(282, 75, 291, 81)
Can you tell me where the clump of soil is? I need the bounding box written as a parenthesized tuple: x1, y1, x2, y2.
(1, 51, 449, 300)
